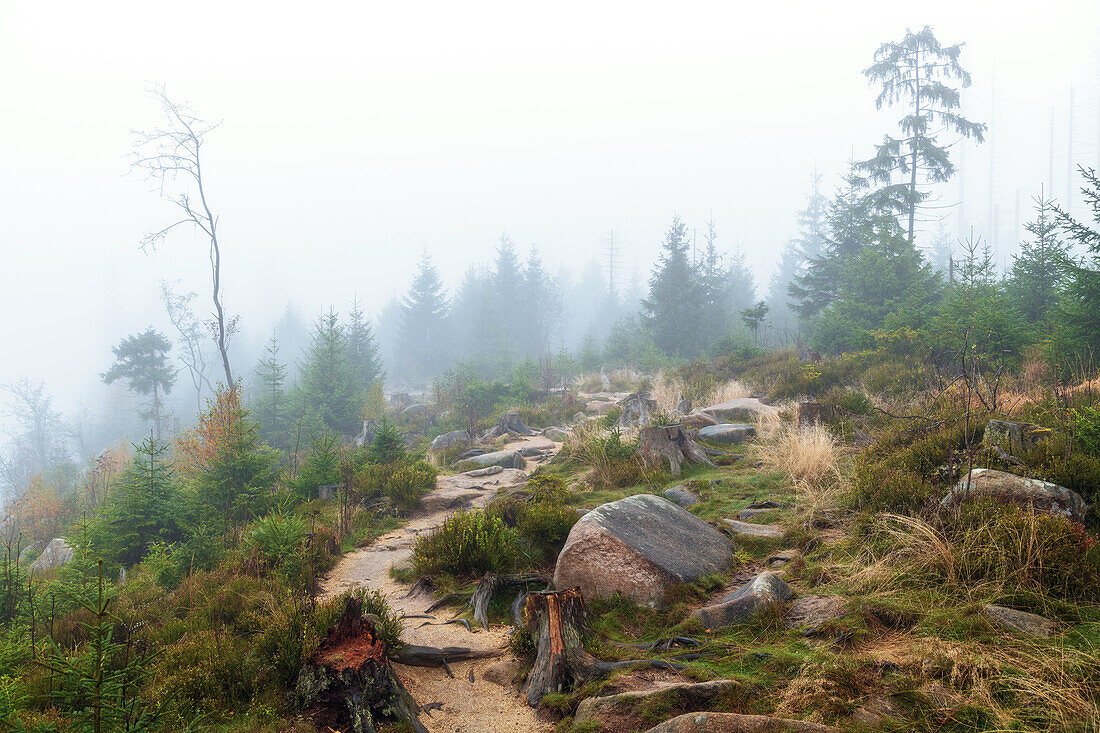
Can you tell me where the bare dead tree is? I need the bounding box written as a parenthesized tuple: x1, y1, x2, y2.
(160, 280, 215, 409)
(132, 85, 236, 387)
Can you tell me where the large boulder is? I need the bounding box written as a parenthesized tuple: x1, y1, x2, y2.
(698, 424, 756, 445)
(400, 403, 427, 419)
(18, 540, 45, 564)
(554, 494, 735, 608)
(691, 572, 792, 629)
(940, 468, 1089, 521)
(459, 449, 526, 470)
(983, 420, 1050, 452)
(701, 398, 777, 424)
(429, 429, 470, 451)
(29, 538, 74, 574)
(643, 712, 835, 733)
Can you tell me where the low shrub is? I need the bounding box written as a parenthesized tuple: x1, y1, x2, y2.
(412, 510, 519, 578)
(518, 502, 578, 563)
(951, 504, 1100, 601)
(357, 459, 436, 512)
(382, 461, 435, 512)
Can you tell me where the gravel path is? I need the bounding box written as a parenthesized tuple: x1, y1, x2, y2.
(320, 435, 560, 732)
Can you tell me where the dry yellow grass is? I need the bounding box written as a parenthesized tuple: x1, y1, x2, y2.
(758, 421, 843, 511)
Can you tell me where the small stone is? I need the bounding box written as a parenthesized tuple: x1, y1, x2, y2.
(462, 465, 504, 477)
(985, 604, 1058, 637)
(642, 712, 835, 732)
(664, 485, 700, 507)
(481, 659, 523, 687)
(698, 423, 756, 445)
(722, 518, 783, 538)
(785, 595, 847, 632)
(691, 572, 792, 629)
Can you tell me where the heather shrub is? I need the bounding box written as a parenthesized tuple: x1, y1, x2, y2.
(412, 510, 519, 578)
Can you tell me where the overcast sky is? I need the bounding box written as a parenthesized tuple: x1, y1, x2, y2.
(2, 0, 1099, 417)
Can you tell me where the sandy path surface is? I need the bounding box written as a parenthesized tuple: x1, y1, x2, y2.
(320, 435, 560, 733)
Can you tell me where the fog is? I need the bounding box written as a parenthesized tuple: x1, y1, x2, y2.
(2, 0, 1099, 422)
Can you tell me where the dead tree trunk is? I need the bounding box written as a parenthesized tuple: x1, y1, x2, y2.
(469, 572, 549, 630)
(297, 597, 427, 733)
(521, 589, 682, 706)
(637, 425, 714, 477)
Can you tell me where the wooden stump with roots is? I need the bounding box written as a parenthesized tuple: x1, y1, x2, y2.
(296, 597, 427, 733)
(637, 424, 714, 478)
(521, 588, 682, 706)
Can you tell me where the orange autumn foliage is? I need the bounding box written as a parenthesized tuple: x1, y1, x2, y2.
(175, 383, 245, 476)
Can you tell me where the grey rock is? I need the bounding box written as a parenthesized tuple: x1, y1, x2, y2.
(985, 604, 1058, 637)
(664, 485, 700, 508)
(481, 659, 523, 687)
(643, 712, 835, 733)
(600, 373, 612, 390)
(544, 427, 571, 441)
(785, 595, 846, 631)
(571, 411, 586, 423)
(766, 549, 801, 568)
(722, 518, 783, 538)
(701, 398, 778, 423)
(462, 464, 508, 477)
(576, 680, 737, 726)
(739, 508, 777, 520)
(458, 448, 487, 460)
(941, 468, 1089, 521)
(18, 540, 44, 564)
(29, 538, 74, 573)
(401, 403, 427, 418)
(681, 410, 721, 430)
(698, 423, 756, 445)
(983, 419, 1049, 452)
(554, 494, 735, 609)
(430, 429, 470, 451)
(691, 572, 792, 629)
(461, 450, 525, 470)
(676, 397, 692, 413)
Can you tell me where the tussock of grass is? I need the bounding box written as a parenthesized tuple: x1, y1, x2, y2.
(757, 421, 845, 513)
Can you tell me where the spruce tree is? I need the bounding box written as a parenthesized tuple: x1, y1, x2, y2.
(1053, 166, 1100, 352)
(295, 308, 361, 435)
(522, 247, 564, 357)
(347, 298, 385, 389)
(90, 434, 181, 567)
(857, 26, 986, 245)
(252, 335, 289, 449)
(698, 219, 733, 345)
(642, 216, 703, 358)
(398, 253, 449, 380)
(1008, 192, 1072, 327)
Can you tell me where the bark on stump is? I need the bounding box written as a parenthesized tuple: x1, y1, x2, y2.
(637, 425, 715, 478)
(521, 588, 681, 706)
(297, 597, 427, 733)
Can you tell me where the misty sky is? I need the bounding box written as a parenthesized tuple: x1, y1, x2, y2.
(2, 0, 1099, 417)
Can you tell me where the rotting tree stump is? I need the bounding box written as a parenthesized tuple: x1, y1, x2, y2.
(297, 597, 427, 733)
(521, 588, 683, 706)
(637, 424, 714, 478)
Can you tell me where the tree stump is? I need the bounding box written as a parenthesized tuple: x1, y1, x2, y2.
(297, 597, 427, 733)
(637, 425, 714, 477)
(521, 589, 681, 706)
(617, 392, 658, 428)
